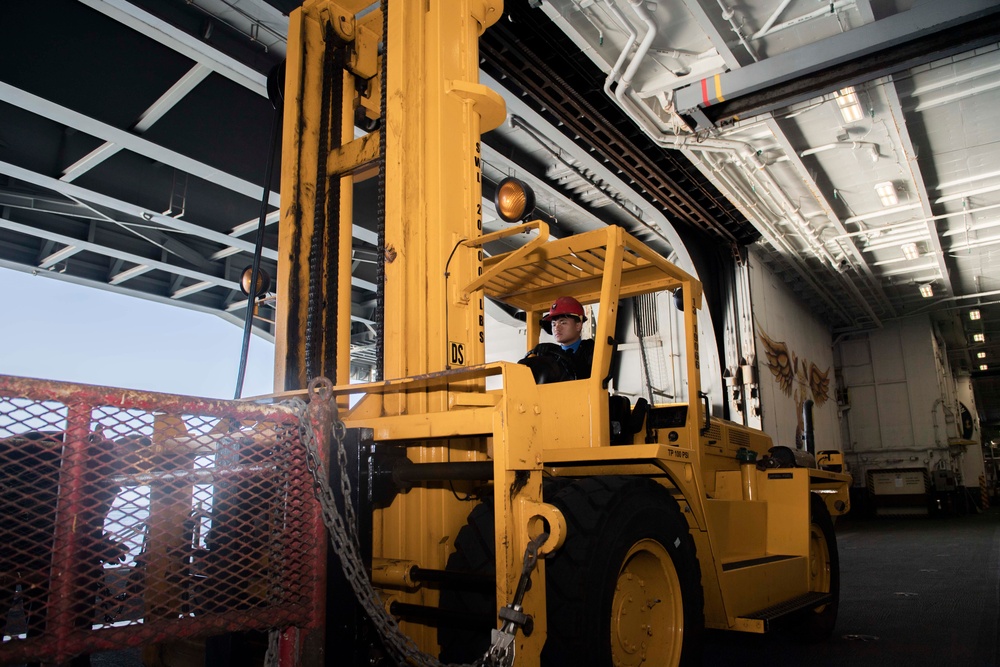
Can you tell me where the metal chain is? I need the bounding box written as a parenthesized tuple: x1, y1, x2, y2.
(285, 379, 510, 667)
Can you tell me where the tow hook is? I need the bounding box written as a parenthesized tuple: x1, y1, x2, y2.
(486, 532, 548, 667)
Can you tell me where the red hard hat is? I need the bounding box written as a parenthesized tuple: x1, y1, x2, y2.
(541, 296, 587, 322)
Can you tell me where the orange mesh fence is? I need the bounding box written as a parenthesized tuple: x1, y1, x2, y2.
(0, 376, 325, 665)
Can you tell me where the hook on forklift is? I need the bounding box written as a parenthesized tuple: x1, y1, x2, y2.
(486, 531, 549, 667)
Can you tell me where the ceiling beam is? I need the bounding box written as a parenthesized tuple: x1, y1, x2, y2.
(0, 213, 242, 291)
(764, 117, 895, 318)
(77, 0, 268, 97)
(61, 63, 213, 183)
(675, 0, 1000, 129)
(0, 159, 277, 260)
(1, 81, 281, 208)
(881, 80, 954, 298)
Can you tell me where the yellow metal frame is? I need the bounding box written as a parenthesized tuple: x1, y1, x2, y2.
(277, 1, 852, 664)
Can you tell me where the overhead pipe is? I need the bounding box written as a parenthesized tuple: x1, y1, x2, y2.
(752, 0, 858, 41)
(799, 140, 881, 159)
(605, 3, 838, 267)
(862, 231, 935, 253)
(753, 0, 795, 40)
(716, 0, 760, 61)
(697, 151, 856, 323)
(910, 287, 1000, 315)
(601, 0, 881, 327)
(614, 0, 662, 118)
(836, 220, 927, 240)
(602, 1, 639, 104)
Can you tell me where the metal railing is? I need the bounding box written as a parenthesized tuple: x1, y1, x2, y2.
(0, 376, 324, 665)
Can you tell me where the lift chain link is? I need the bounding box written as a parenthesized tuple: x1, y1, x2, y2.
(274, 377, 532, 667)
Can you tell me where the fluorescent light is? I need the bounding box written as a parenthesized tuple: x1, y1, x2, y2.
(875, 182, 899, 207)
(978, 352, 987, 359)
(919, 284, 933, 298)
(901, 242, 920, 260)
(980, 364, 989, 371)
(974, 333, 986, 342)
(970, 309, 981, 320)
(836, 87, 864, 123)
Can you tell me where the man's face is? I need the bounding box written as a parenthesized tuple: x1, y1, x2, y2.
(551, 315, 583, 346)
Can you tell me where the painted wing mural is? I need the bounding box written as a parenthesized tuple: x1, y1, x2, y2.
(758, 329, 796, 396)
(757, 328, 831, 406)
(808, 363, 830, 407)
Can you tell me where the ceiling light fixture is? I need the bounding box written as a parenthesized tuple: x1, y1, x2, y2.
(835, 87, 864, 123)
(980, 364, 989, 371)
(875, 182, 899, 207)
(978, 352, 987, 359)
(901, 242, 920, 260)
(974, 333, 986, 342)
(970, 309, 981, 320)
(919, 284, 933, 298)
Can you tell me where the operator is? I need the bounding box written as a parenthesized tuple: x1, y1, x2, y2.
(540, 296, 594, 380)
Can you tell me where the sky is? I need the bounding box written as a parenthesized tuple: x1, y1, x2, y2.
(0, 267, 275, 399)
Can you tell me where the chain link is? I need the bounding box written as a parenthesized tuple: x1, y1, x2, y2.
(285, 379, 514, 667)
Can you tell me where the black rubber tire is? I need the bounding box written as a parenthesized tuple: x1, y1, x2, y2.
(438, 477, 704, 666)
(542, 476, 704, 667)
(437, 502, 496, 663)
(793, 493, 840, 641)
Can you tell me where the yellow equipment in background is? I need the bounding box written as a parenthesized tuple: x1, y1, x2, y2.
(275, 1, 851, 666)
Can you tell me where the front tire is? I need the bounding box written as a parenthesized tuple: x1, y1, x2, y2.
(794, 492, 840, 641)
(542, 477, 704, 667)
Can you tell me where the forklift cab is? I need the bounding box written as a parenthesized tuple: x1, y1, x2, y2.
(477, 178, 706, 450)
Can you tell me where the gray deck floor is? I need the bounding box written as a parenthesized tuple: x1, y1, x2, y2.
(704, 507, 1000, 667)
(51, 508, 1000, 666)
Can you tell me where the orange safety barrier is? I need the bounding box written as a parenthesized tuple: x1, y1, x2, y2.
(0, 375, 328, 666)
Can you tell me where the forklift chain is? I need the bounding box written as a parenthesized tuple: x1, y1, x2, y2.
(280, 378, 524, 667)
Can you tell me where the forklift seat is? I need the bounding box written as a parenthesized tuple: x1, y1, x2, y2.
(609, 395, 650, 445)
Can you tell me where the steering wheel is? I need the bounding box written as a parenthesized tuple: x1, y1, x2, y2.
(518, 343, 578, 384)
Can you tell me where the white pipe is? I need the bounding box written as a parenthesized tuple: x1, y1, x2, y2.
(599, 0, 879, 323)
(843, 203, 923, 225)
(602, 1, 639, 102)
(862, 232, 934, 252)
(799, 140, 880, 158)
(717, 0, 759, 61)
(836, 220, 926, 240)
(754, 0, 795, 39)
(949, 234, 1000, 253)
(752, 0, 857, 41)
(615, 0, 661, 115)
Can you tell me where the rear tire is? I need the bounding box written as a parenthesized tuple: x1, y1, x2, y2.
(542, 477, 704, 667)
(793, 493, 840, 641)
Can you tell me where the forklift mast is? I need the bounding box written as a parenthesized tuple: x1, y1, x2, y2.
(276, 0, 504, 393)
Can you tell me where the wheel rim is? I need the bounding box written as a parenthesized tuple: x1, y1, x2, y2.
(610, 539, 684, 667)
(808, 522, 832, 610)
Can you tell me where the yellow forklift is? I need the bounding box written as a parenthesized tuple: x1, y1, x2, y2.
(272, 0, 852, 665)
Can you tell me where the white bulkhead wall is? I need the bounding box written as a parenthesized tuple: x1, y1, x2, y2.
(746, 249, 843, 453)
